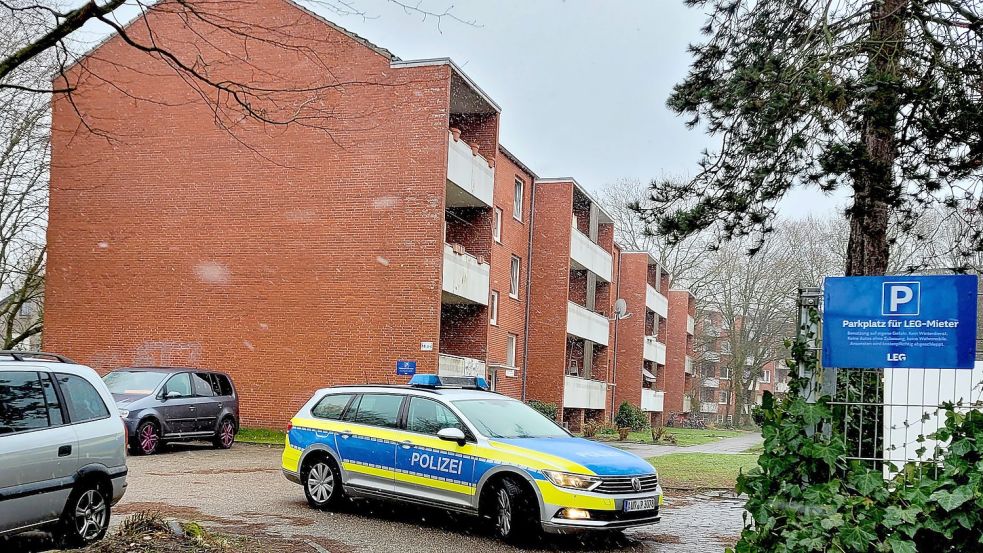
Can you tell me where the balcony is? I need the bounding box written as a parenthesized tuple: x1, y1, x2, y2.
(703, 377, 719, 388)
(570, 229, 612, 282)
(446, 131, 494, 208)
(442, 243, 490, 305)
(645, 284, 669, 318)
(438, 353, 486, 378)
(702, 351, 721, 362)
(563, 376, 607, 410)
(686, 315, 695, 335)
(700, 402, 718, 413)
(685, 356, 693, 374)
(567, 301, 610, 346)
(683, 395, 693, 412)
(641, 389, 664, 412)
(643, 336, 666, 365)
(775, 381, 790, 393)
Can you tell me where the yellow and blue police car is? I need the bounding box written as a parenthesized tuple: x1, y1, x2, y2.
(281, 375, 663, 541)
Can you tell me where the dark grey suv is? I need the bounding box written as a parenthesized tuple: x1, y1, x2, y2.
(103, 368, 239, 455)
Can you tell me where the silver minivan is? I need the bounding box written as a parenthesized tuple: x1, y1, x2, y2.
(0, 352, 127, 546)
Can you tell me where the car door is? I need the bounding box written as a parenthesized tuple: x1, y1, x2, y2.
(335, 393, 403, 493)
(157, 372, 197, 435)
(190, 372, 221, 433)
(393, 396, 478, 508)
(0, 370, 77, 533)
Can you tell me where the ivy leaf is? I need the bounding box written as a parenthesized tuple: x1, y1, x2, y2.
(887, 537, 917, 553)
(850, 470, 884, 496)
(930, 487, 973, 512)
(838, 525, 877, 551)
(821, 512, 844, 530)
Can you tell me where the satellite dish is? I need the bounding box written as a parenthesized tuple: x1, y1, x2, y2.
(614, 298, 628, 317)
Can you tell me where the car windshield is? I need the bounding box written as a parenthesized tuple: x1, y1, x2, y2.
(103, 370, 167, 395)
(452, 399, 569, 439)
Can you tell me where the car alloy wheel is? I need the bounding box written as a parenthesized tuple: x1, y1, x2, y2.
(307, 462, 334, 505)
(496, 488, 512, 537)
(73, 489, 108, 542)
(138, 421, 160, 455)
(216, 418, 235, 449)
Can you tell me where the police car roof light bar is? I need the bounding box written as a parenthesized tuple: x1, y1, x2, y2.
(408, 374, 490, 391)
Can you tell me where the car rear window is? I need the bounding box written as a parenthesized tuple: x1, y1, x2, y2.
(55, 373, 110, 423)
(311, 394, 353, 420)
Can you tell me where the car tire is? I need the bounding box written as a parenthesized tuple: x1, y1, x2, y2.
(303, 457, 344, 510)
(132, 419, 161, 455)
(212, 417, 236, 449)
(490, 477, 537, 543)
(56, 481, 111, 548)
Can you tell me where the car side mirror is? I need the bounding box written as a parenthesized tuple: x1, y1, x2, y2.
(437, 427, 467, 446)
(163, 391, 181, 400)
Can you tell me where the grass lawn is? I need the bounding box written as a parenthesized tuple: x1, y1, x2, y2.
(649, 453, 759, 490)
(593, 427, 749, 447)
(237, 427, 286, 445)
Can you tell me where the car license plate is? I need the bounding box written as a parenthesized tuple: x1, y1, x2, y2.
(624, 497, 657, 512)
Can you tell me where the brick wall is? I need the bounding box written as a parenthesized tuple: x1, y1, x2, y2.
(614, 253, 648, 411)
(525, 182, 574, 409)
(664, 290, 695, 414)
(486, 148, 534, 399)
(46, 0, 454, 427)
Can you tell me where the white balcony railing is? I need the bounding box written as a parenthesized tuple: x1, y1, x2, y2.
(700, 402, 718, 413)
(567, 301, 610, 346)
(569, 229, 612, 282)
(563, 376, 607, 410)
(703, 377, 720, 388)
(703, 351, 721, 362)
(438, 353, 486, 378)
(446, 131, 494, 208)
(442, 243, 490, 305)
(775, 381, 790, 393)
(686, 315, 695, 335)
(685, 356, 694, 374)
(645, 284, 669, 318)
(643, 336, 666, 365)
(683, 395, 693, 412)
(641, 389, 665, 412)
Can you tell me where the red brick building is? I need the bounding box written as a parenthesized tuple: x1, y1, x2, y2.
(664, 290, 697, 420)
(45, 0, 689, 427)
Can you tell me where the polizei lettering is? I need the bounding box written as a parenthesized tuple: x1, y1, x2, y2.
(410, 451, 463, 475)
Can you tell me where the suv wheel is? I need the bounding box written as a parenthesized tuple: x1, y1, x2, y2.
(490, 478, 536, 542)
(303, 457, 344, 509)
(133, 419, 161, 455)
(213, 417, 236, 449)
(57, 483, 110, 547)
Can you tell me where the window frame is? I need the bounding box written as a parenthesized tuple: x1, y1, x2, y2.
(493, 207, 503, 243)
(341, 393, 406, 429)
(54, 372, 111, 425)
(506, 334, 517, 368)
(160, 372, 193, 399)
(192, 372, 216, 398)
(719, 390, 731, 405)
(509, 256, 521, 299)
(489, 290, 499, 326)
(0, 370, 52, 436)
(312, 393, 356, 421)
(512, 178, 524, 221)
(402, 396, 474, 441)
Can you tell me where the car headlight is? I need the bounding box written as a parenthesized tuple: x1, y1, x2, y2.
(542, 470, 602, 491)
(118, 409, 130, 419)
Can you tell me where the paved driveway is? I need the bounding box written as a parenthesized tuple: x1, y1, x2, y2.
(4, 443, 744, 552)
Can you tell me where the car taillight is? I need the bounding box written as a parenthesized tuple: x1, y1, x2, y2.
(287, 423, 293, 432)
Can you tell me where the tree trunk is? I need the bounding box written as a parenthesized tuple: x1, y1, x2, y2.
(846, 0, 907, 277)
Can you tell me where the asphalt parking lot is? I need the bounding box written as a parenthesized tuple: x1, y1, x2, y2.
(5, 443, 744, 552)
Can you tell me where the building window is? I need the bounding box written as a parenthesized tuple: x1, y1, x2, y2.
(720, 341, 731, 354)
(506, 334, 517, 367)
(489, 291, 499, 325)
(720, 366, 732, 380)
(719, 390, 731, 404)
(760, 370, 771, 383)
(513, 178, 524, 221)
(493, 208, 503, 243)
(700, 389, 715, 402)
(509, 256, 520, 299)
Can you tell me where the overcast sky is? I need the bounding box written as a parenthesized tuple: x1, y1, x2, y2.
(98, 0, 846, 218)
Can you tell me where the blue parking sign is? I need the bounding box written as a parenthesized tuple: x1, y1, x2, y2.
(822, 275, 978, 369)
(396, 360, 417, 376)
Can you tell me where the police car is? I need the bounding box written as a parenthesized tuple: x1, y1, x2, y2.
(281, 375, 662, 541)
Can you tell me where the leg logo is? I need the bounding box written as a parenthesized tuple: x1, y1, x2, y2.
(881, 281, 920, 316)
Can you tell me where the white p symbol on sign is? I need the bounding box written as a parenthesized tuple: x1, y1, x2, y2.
(882, 282, 920, 316)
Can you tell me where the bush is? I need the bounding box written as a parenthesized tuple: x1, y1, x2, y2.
(527, 400, 558, 421)
(582, 420, 603, 438)
(614, 401, 648, 432)
(732, 309, 983, 553)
